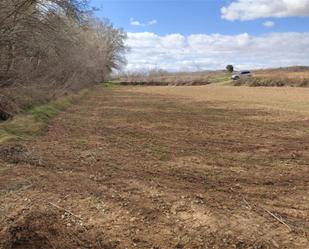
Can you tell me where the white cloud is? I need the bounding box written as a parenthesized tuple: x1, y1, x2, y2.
(130, 18, 144, 27)
(148, 19, 157, 25)
(263, 21, 275, 28)
(125, 32, 309, 71)
(130, 18, 157, 27)
(221, 0, 309, 21)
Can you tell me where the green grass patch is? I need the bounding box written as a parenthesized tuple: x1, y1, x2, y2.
(0, 90, 88, 143)
(101, 81, 121, 88)
(209, 74, 231, 84)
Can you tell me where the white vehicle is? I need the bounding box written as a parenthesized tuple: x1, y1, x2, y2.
(231, 71, 252, 80)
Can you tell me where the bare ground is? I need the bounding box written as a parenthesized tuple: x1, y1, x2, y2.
(0, 86, 308, 249)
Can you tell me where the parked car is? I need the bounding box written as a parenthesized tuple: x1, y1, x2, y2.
(231, 71, 252, 80)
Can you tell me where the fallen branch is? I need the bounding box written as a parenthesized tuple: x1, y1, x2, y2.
(262, 207, 292, 232)
(242, 197, 292, 232)
(243, 198, 252, 210)
(48, 202, 82, 221)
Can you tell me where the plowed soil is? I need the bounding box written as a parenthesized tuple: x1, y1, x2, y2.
(0, 86, 308, 249)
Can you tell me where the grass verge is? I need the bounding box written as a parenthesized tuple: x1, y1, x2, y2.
(209, 74, 231, 84)
(100, 81, 122, 88)
(0, 90, 88, 144)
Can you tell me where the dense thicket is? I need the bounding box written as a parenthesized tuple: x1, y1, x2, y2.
(0, 0, 126, 118)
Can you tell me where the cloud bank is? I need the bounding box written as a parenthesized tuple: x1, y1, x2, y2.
(125, 32, 309, 71)
(221, 0, 309, 21)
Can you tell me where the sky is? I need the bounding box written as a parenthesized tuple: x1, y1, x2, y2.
(90, 0, 309, 72)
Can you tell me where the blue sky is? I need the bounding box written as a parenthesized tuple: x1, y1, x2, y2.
(90, 0, 309, 71)
(91, 0, 309, 35)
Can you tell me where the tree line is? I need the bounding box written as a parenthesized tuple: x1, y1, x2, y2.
(0, 0, 126, 119)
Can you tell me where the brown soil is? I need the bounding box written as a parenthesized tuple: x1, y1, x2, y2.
(0, 86, 308, 248)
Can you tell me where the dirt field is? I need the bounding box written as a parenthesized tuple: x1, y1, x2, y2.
(0, 85, 308, 248)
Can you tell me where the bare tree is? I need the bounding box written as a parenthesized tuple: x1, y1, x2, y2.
(0, 0, 127, 118)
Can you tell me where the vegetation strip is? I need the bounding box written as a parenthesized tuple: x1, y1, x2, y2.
(0, 90, 88, 144)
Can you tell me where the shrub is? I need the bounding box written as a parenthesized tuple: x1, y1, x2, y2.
(226, 65, 234, 73)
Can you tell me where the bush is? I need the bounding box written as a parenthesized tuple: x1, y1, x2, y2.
(226, 65, 234, 73)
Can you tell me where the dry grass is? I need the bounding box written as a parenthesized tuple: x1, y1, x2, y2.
(116, 67, 309, 88)
(254, 66, 309, 78)
(256, 71, 309, 79)
(235, 67, 309, 87)
(135, 84, 309, 115)
(233, 76, 309, 87)
(114, 70, 230, 86)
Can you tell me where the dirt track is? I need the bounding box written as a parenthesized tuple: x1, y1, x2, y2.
(0, 86, 308, 249)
